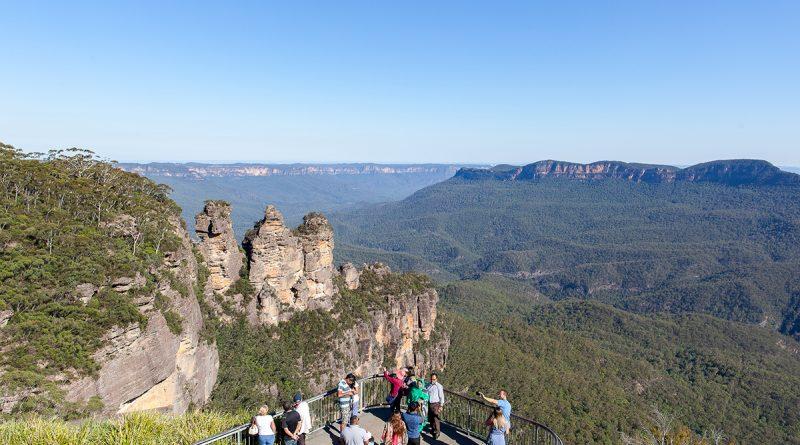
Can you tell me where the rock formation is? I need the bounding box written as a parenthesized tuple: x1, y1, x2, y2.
(298, 264, 449, 393)
(64, 217, 219, 416)
(339, 263, 360, 290)
(243, 206, 336, 325)
(195, 201, 244, 293)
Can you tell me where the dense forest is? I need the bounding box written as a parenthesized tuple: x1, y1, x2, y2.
(331, 162, 800, 442)
(440, 295, 800, 444)
(331, 168, 800, 334)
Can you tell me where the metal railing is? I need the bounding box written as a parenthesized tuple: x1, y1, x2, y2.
(192, 376, 562, 445)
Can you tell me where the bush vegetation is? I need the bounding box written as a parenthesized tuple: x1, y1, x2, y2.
(332, 175, 800, 333)
(0, 410, 249, 445)
(439, 299, 800, 444)
(0, 143, 183, 415)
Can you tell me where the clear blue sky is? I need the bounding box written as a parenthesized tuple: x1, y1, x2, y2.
(1, 1, 798, 165)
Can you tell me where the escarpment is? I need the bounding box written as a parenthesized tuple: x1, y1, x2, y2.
(301, 263, 449, 393)
(64, 217, 219, 416)
(455, 159, 800, 186)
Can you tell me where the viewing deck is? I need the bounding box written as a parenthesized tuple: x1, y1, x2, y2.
(194, 376, 562, 445)
(307, 407, 482, 445)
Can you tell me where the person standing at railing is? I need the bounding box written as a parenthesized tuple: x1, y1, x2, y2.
(281, 400, 303, 445)
(293, 393, 311, 445)
(402, 401, 424, 445)
(251, 405, 277, 445)
(350, 378, 361, 418)
(485, 407, 509, 445)
(338, 373, 358, 443)
(382, 369, 404, 412)
(478, 390, 512, 431)
(425, 373, 445, 439)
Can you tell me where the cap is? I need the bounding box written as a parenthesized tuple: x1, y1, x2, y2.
(293, 392, 302, 402)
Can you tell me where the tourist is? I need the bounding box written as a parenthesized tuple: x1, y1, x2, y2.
(425, 373, 445, 439)
(478, 390, 512, 430)
(350, 378, 361, 418)
(251, 405, 276, 445)
(485, 407, 509, 445)
(381, 411, 408, 445)
(396, 367, 415, 410)
(383, 368, 404, 410)
(338, 373, 358, 436)
(281, 400, 303, 445)
(401, 402, 424, 445)
(342, 415, 371, 445)
(294, 392, 312, 445)
(407, 380, 429, 431)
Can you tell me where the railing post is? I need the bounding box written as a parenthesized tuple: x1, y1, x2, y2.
(467, 399, 472, 432)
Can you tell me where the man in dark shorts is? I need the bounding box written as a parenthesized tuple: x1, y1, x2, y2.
(281, 400, 303, 445)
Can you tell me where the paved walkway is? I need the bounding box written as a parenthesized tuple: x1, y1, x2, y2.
(308, 407, 483, 445)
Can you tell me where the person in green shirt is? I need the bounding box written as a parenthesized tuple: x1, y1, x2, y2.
(407, 379, 429, 431)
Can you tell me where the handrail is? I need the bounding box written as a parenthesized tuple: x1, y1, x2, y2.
(439, 388, 563, 445)
(192, 375, 563, 445)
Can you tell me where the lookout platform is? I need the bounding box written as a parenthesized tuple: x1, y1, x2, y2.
(308, 407, 483, 445)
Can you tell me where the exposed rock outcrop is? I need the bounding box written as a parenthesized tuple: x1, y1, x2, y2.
(299, 265, 448, 394)
(65, 217, 219, 416)
(455, 159, 800, 186)
(339, 263, 360, 290)
(243, 206, 336, 325)
(195, 201, 244, 293)
(0, 310, 12, 328)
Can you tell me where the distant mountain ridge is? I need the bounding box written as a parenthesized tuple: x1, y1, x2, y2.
(120, 162, 469, 179)
(456, 159, 800, 186)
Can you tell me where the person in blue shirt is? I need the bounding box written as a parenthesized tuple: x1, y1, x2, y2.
(478, 390, 512, 430)
(401, 401, 424, 445)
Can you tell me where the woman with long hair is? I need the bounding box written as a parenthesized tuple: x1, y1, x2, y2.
(382, 411, 407, 445)
(251, 405, 277, 445)
(485, 407, 508, 445)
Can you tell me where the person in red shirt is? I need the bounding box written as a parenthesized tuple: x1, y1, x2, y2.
(382, 368, 405, 412)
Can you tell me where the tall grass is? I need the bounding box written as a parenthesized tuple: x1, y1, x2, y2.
(0, 410, 249, 445)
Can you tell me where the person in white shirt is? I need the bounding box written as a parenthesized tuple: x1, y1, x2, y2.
(251, 405, 277, 445)
(341, 415, 371, 445)
(294, 392, 312, 445)
(425, 373, 445, 439)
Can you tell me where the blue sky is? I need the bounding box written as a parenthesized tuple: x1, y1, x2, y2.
(1, 1, 798, 165)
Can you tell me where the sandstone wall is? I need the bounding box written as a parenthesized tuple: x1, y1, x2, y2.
(300, 264, 449, 394)
(65, 217, 219, 416)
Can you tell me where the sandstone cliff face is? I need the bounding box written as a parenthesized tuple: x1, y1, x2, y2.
(455, 159, 800, 186)
(242, 206, 336, 325)
(300, 264, 448, 394)
(65, 217, 219, 416)
(195, 201, 244, 293)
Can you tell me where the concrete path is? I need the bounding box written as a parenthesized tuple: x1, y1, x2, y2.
(308, 407, 483, 445)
